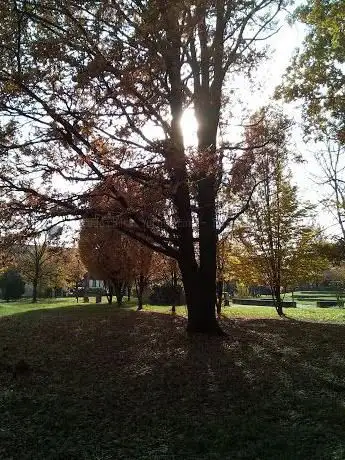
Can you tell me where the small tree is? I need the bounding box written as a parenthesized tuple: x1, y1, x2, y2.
(19, 231, 65, 303)
(284, 230, 331, 295)
(132, 243, 154, 311)
(62, 248, 86, 301)
(79, 221, 135, 305)
(239, 108, 312, 316)
(0, 269, 25, 301)
(326, 265, 345, 304)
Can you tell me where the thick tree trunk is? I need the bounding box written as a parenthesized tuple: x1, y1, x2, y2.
(183, 92, 224, 334)
(165, 21, 223, 334)
(180, 263, 224, 335)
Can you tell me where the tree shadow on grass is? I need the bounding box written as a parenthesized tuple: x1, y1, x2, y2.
(1, 307, 345, 459)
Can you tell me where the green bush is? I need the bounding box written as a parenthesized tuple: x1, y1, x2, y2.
(0, 269, 25, 301)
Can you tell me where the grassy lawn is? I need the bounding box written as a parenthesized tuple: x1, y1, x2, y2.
(0, 298, 80, 317)
(1, 300, 345, 459)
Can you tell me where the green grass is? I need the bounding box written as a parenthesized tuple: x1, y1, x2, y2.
(0, 297, 79, 317)
(0, 297, 141, 317)
(3, 296, 345, 323)
(1, 300, 345, 459)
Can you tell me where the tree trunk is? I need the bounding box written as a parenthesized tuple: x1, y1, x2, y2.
(216, 280, 223, 315)
(127, 283, 131, 301)
(113, 280, 125, 306)
(180, 262, 224, 335)
(107, 293, 113, 305)
(274, 288, 284, 317)
(135, 275, 146, 311)
(32, 278, 38, 303)
(104, 283, 114, 305)
(171, 269, 177, 313)
(75, 281, 79, 303)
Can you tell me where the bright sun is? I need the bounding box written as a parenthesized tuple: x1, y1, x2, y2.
(181, 109, 198, 147)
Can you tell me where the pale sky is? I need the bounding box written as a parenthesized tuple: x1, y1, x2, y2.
(57, 11, 340, 239)
(181, 15, 341, 238)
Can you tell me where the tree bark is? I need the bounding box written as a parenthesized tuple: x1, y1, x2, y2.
(32, 278, 38, 303)
(179, 262, 224, 335)
(107, 283, 114, 305)
(216, 280, 223, 315)
(135, 274, 147, 311)
(107, 293, 113, 305)
(113, 280, 125, 306)
(274, 288, 284, 317)
(171, 269, 177, 313)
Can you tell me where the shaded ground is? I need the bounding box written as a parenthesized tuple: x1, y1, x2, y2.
(1, 305, 345, 459)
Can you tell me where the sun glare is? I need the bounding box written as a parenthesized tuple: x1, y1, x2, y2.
(181, 109, 198, 147)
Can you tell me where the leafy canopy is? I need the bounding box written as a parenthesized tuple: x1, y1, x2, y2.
(277, 0, 345, 141)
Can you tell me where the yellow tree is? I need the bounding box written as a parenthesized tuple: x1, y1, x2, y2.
(19, 232, 66, 302)
(62, 248, 86, 301)
(284, 231, 331, 295)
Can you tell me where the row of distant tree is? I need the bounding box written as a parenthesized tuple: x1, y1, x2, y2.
(1, 209, 345, 314)
(0, 236, 84, 302)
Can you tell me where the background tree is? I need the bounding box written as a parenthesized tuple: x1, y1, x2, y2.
(277, 1, 345, 238)
(313, 137, 345, 240)
(19, 231, 65, 303)
(284, 229, 331, 296)
(132, 243, 154, 311)
(62, 248, 86, 301)
(148, 253, 182, 312)
(0, 0, 287, 333)
(165, 257, 180, 313)
(325, 265, 345, 303)
(277, 0, 345, 142)
(216, 235, 237, 314)
(79, 221, 134, 305)
(0, 269, 25, 301)
(239, 108, 312, 316)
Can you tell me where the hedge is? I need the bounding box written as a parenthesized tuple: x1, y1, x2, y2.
(316, 300, 344, 308)
(232, 298, 296, 308)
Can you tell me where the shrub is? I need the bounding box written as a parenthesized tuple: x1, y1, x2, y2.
(0, 269, 25, 301)
(149, 282, 184, 306)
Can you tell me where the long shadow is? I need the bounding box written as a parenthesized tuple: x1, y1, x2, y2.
(1, 308, 345, 459)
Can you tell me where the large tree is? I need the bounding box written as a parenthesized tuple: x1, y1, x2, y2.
(0, 0, 286, 333)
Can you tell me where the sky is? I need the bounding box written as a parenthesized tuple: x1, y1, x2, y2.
(51, 8, 341, 240)
(262, 19, 342, 237)
(181, 15, 341, 238)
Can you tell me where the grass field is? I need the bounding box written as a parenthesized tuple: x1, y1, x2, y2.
(1, 299, 345, 459)
(2, 294, 345, 322)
